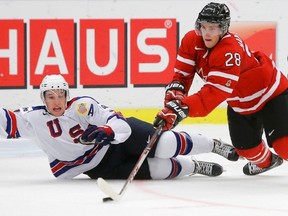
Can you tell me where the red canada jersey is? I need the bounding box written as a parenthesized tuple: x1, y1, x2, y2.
(172, 30, 288, 117)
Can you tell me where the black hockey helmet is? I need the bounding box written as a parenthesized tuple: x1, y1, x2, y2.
(195, 2, 231, 34)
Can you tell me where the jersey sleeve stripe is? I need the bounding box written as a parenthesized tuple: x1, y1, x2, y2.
(174, 68, 191, 76)
(4, 109, 20, 138)
(107, 111, 126, 122)
(176, 55, 196, 66)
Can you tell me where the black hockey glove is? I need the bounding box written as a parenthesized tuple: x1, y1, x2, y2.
(164, 81, 186, 105)
(79, 125, 115, 146)
(153, 100, 189, 131)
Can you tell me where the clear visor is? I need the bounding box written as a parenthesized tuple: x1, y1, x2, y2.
(44, 89, 66, 100)
(198, 22, 223, 36)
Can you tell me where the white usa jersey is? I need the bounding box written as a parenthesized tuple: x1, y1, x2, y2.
(0, 96, 131, 179)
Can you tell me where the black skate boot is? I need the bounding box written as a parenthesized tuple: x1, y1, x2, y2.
(192, 158, 223, 177)
(243, 153, 283, 175)
(212, 139, 240, 161)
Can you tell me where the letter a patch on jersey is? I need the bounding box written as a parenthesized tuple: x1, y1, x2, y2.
(77, 102, 88, 115)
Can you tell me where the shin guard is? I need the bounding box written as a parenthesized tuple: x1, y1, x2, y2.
(272, 136, 288, 160)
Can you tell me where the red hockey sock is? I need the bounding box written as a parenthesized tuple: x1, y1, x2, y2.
(235, 141, 272, 168)
(272, 136, 288, 160)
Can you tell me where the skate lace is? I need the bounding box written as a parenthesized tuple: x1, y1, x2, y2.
(197, 162, 213, 175)
(213, 141, 232, 158)
(248, 163, 264, 174)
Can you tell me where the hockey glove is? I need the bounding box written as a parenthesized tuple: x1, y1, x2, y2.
(153, 100, 189, 131)
(79, 125, 115, 146)
(164, 81, 186, 105)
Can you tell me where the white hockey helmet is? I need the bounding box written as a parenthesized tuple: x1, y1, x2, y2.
(40, 74, 70, 103)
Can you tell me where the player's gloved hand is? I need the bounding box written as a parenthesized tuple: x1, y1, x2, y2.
(164, 81, 186, 105)
(79, 125, 115, 146)
(153, 100, 189, 131)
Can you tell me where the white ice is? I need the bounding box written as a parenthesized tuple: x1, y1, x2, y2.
(1, 124, 288, 216)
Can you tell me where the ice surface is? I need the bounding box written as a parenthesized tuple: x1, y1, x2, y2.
(1, 124, 288, 216)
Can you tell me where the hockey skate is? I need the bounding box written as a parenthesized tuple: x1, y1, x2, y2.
(212, 139, 240, 161)
(243, 153, 283, 176)
(192, 158, 223, 177)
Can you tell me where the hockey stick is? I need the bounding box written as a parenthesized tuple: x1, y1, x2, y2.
(98, 126, 163, 202)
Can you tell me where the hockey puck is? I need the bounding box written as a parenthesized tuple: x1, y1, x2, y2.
(102, 197, 113, 202)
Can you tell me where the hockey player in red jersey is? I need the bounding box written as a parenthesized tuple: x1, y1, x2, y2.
(154, 2, 288, 175)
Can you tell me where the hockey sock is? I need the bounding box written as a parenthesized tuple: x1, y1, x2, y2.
(235, 141, 272, 168)
(272, 136, 288, 160)
(171, 131, 193, 157)
(173, 131, 215, 155)
(154, 130, 214, 158)
(147, 156, 195, 179)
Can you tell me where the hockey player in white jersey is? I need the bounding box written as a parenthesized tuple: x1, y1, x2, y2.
(0, 74, 239, 179)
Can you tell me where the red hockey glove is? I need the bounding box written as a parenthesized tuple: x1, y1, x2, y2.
(164, 81, 186, 105)
(153, 100, 189, 131)
(79, 125, 115, 146)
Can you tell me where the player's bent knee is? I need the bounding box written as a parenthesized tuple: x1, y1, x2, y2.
(147, 158, 172, 179)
